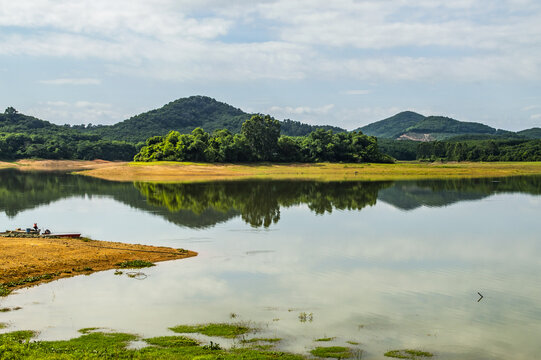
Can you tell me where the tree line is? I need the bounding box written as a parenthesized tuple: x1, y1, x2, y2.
(134, 115, 393, 163)
(0, 132, 138, 161)
(379, 138, 541, 162)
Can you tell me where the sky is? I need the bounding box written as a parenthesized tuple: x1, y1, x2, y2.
(1, 0, 540, 131)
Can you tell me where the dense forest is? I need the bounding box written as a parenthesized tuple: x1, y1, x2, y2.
(134, 115, 393, 163)
(380, 137, 541, 161)
(0, 108, 138, 160)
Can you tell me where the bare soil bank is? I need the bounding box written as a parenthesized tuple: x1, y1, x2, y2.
(0, 236, 196, 293)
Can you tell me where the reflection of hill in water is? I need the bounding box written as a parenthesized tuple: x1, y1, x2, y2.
(134, 181, 389, 228)
(378, 177, 541, 210)
(1, 169, 541, 227)
(0, 169, 237, 228)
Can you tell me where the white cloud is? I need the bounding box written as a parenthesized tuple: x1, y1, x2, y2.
(530, 114, 541, 120)
(27, 101, 122, 125)
(0, 0, 539, 83)
(267, 104, 335, 122)
(40, 78, 101, 85)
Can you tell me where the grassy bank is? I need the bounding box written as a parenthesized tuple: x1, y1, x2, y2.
(77, 161, 541, 183)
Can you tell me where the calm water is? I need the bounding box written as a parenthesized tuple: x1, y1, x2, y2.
(1, 169, 541, 359)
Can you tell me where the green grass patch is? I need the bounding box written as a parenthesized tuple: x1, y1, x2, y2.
(384, 349, 434, 359)
(315, 337, 336, 342)
(310, 346, 353, 359)
(0, 323, 7, 329)
(169, 323, 252, 338)
(144, 335, 199, 347)
(346, 341, 360, 345)
(2, 273, 59, 290)
(0, 330, 35, 342)
(115, 260, 155, 269)
(78, 327, 102, 334)
(242, 338, 281, 344)
(0, 285, 11, 297)
(0, 329, 305, 359)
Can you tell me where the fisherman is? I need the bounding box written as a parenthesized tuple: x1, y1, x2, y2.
(33, 223, 38, 231)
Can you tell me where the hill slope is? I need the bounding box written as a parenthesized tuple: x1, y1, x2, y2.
(517, 127, 541, 139)
(357, 111, 425, 139)
(357, 111, 505, 141)
(90, 96, 346, 142)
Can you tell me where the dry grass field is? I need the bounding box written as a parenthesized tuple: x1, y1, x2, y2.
(77, 161, 541, 183)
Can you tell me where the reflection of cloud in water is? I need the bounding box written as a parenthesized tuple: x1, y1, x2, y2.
(2, 172, 541, 359)
(245, 250, 276, 255)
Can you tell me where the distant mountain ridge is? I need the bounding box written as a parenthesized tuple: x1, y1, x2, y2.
(357, 111, 518, 141)
(2, 98, 540, 145)
(87, 96, 346, 142)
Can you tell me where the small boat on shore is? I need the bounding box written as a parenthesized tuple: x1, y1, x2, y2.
(42, 233, 82, 238)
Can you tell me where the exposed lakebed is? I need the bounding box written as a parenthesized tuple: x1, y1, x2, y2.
(1, 169, 541, 359)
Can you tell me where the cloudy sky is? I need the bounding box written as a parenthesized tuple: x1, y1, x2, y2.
(1, 0, 540, 130)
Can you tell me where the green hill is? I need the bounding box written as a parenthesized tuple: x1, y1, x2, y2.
(405, 116, 496, 137)
(89, 96, 248, 143)
(357, 111, 504, 141)
(0, 107, 66, 134)
(517, 127, 541, 139)
(357, 111, 425, 139)
(89, 96, 345, 142)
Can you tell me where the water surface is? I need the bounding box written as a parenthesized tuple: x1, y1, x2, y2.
(1, 169, 540, 359)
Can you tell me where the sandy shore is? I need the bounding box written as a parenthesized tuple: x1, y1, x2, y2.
(0, 236, 196, 294)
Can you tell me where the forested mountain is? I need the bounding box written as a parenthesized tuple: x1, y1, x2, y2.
(357, 111, 507, 141)
(357, 111, 425, 139)
(517, 127, 541, 139)
(88, 96, 249, 143)
(87, 96, 345, 142)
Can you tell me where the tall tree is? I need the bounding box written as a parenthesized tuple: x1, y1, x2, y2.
(241, 114, 281, 161)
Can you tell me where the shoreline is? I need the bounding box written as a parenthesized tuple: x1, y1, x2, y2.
(2, 159, 541, 182)
(78, 160, 541, 182)
(0, 236, 196, 296)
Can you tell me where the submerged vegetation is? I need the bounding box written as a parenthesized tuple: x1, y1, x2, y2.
(169, 323, 252, 338)
(384, 349, 434, 359)
(115, 260, 156, 269)
(310, 346, 353, 359)
(0, 325, 386, 359)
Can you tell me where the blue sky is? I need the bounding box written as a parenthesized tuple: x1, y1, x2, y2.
(1, 0, 540, 131)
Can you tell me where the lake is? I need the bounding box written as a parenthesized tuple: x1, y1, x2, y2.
(1, 169, 541, 359)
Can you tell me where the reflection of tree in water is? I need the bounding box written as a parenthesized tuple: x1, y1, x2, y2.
(378, 176, 541, 210)
(134, 181, 392, 228)
(3, 169, 541, 229)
